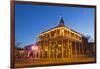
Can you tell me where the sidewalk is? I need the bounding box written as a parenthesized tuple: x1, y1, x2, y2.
(15, 57, 95, 68)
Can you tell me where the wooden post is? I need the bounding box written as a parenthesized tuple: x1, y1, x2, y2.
(81, 43, 84, 55)
(78, 43, 81, 55)
(68, 40, 70, 58)
(66, 40, 68, 58)
(70, 41, 72, 58)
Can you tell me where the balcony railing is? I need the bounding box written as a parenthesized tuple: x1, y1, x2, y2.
(38, 35, 82, 42)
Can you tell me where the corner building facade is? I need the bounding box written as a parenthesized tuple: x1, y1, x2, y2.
(37, 16, 88, 58)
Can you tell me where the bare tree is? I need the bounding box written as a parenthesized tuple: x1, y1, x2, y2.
(86, 35, 94, 42)
(15, 41, 23, 48)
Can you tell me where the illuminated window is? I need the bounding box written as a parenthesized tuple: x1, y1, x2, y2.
(60, 29, 64, 35)
(51, 31, 55, 37)
(45, 48, 48, 51)
(61, 29, 64, 32)
(58, 44, 61, 47)
(64, 30, 67, 35)
(57, 30, 60, 35)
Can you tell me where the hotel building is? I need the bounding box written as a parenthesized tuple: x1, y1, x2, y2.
(37, 16, 88, 58)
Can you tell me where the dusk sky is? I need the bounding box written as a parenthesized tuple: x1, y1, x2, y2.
(15, 4, 95, 48)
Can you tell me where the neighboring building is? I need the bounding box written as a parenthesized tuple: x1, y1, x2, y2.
(15, 47, 25, 58)
(24, 44, 41, 58)
(86, 42, 95, 57)
(37, 16, 88, 58)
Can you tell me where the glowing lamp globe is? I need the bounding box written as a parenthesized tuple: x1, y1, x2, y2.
(31, 46, 38, 50)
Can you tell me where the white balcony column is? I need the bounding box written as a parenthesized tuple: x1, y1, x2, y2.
(35, 52, 37, 59)
(49, 43, 51, 59)
(62, 39, 64, 58)
(56, 48, 58, 58)
(75, 42, 77, 57)
(68, 40, 70, 58)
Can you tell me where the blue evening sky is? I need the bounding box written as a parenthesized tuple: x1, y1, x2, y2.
(15, 4, 95, 48)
